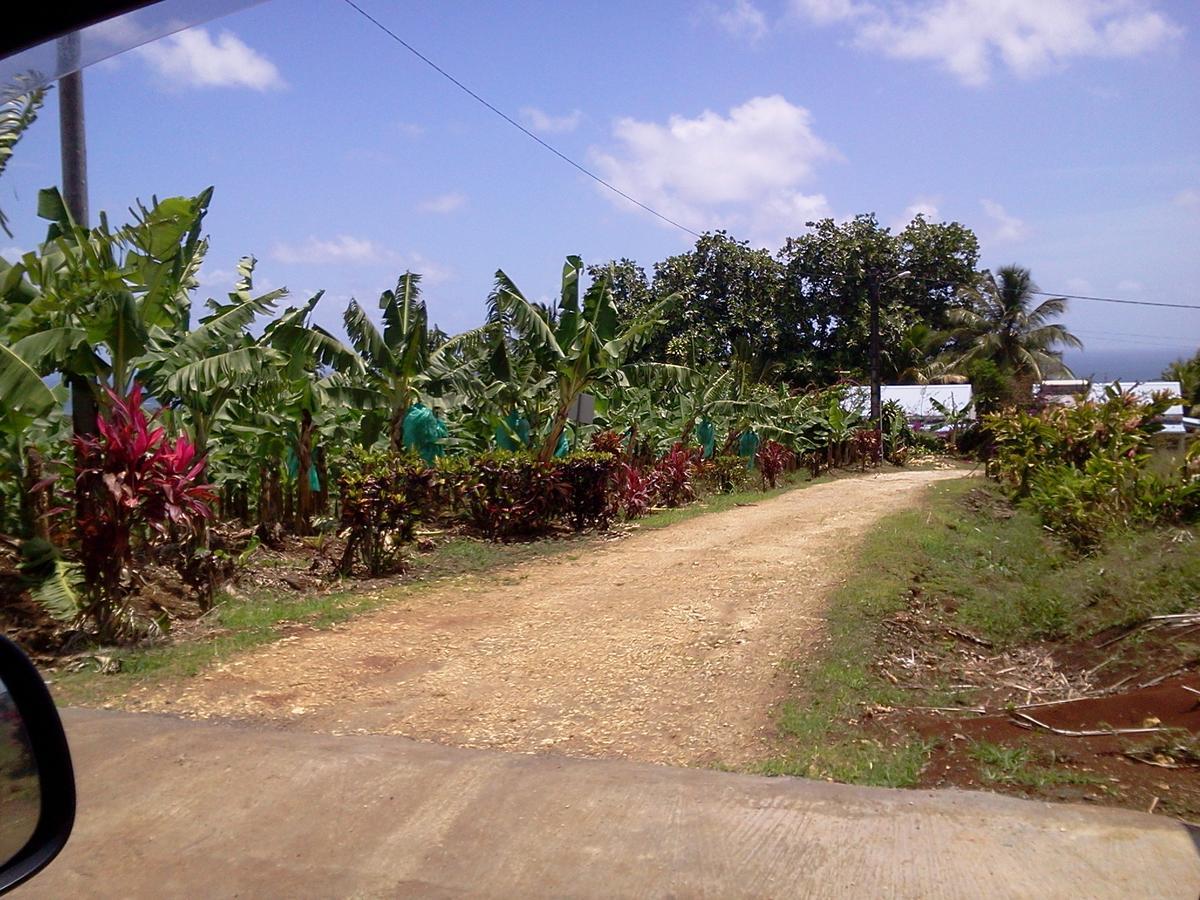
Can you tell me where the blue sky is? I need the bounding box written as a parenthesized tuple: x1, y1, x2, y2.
(3, 0, 1198, 379)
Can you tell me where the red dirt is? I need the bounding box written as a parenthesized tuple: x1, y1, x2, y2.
(908, 677, 1200, 819)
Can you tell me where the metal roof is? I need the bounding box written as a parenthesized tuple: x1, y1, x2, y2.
(844, 385, 974, 419)
(1038, 380, 1185, 417)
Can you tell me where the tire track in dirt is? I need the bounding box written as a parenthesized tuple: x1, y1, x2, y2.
(121, 469, 965, 766)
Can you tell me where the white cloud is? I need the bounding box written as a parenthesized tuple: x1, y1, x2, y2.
(270, 235, 392, 265)
(197, 267, 237, 289)
(403, 253, 454, 284)
(1064, 276, 1093, 293)
(712, 0, 770, 41)
(136, 27, 284, 91)
(790, 0, 1182, 86)
(396, 122, 426, 138)
(1174, 188, 1200, 209)
(0, 245, 27, 260)
(1115, 278, 1144, 293)
(590, 95, 837, 243)
(981, 199, 1029, 242)
(268, 238, 452, 283)
(418, 192, 467, 214)
(893, 197, 941, 229)
(791, 0, 872, 24)
(520, 107, 583, 134)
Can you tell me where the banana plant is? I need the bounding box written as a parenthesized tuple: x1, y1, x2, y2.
(0, 79, 48, 237)
(3, 186, 212, 408)
(135, 256, 286, 459)
(265, 292, 376, 532)
(490, 257, 679, 461)
(344, 272, 493, 451)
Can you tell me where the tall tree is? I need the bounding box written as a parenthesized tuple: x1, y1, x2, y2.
(624, 232, 784, 366)
(777, 213, 980, 385)
(948, 265, 1081, 381)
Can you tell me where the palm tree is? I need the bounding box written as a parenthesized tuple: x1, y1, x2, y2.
(886, 322, 965, 385)
(949, 265, 1082, 381)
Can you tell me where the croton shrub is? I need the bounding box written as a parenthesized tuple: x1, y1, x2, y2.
(755, 440, 796, 489)
(337, 448, 441, 576)
(337, 448, 620, 548)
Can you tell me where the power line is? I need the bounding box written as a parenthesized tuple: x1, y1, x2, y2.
(339, 1, 1200, 310)
(1072, 330, 1192, 350)
(1073, 326, 1191, 344)
(1031, 290, 1200, 311)
(340, 0, 704, 239)
(902, 272, 1199, 311)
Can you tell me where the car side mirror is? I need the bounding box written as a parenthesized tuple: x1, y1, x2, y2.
(0, 636, 74, 895)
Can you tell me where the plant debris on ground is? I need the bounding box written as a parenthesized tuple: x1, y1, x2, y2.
(766, 478, 1200, 819)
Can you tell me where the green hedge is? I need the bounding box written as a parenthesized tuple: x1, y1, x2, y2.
(336, 448, 619, 575)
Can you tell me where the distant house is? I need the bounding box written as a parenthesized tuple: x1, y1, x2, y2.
(844, 384, 974, 431)
(1036, 380, 1186, 434)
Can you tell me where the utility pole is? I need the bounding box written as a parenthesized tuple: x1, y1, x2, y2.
(56, 34, 97, 441)
(867, 269, 911, 433)
(57, 34, 88, 225)
(868, 273, 882, 430)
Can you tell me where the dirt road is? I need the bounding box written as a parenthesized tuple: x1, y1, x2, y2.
(121, 469, 964, 766)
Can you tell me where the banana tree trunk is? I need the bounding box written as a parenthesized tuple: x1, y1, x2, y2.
(296, 409, 314, 535)
(679, 416, 696, 447)
(20, 446, 51, 541)
(315, 445, 328, 515)
(69, 374, 98, 545)
(539, 403, 572, 463)
(257, 465, 272, 526)
(389, 402, 407, 452)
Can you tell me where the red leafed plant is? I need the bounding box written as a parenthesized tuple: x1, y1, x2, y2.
(755, 440, 795, 489)
(617, 463, 654, 519)
(73, 384, 216, 639)
(589, 430, 625, 459)
(652, 446, 696, 508)
(850, 428, 882, 469)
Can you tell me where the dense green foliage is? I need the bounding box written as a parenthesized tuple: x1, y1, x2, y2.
(987, 390, 1199, 549)
(0, 109, 1083, 640)
(1163, 347, 1200, 413)
(616, 216, 987, 384)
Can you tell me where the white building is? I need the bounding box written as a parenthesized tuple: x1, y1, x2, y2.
(844, 384, 974, 430)
(1036, 380, 1186, 434)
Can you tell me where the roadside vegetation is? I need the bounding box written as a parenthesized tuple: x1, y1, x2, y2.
(765, 395, 1200, 815)
(49, 466, 826, 705)
(1, 86, 1030, 659)
(3, 80, 1199, 819)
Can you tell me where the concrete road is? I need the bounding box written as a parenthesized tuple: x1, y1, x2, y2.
(16, 709, 1200, 899)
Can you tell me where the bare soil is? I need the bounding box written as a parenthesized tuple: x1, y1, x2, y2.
(113, 469, 964, 766)
(909, 678, 1200, 819)
(853, 492, 1200, 819)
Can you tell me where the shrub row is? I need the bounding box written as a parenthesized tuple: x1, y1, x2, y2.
(337, 448, 620, 575)
(336, 434, 803, 576)
(986, 390, 1199, 550)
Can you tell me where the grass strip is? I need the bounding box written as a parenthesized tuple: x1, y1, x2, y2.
(757, 476, 1200, 786)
